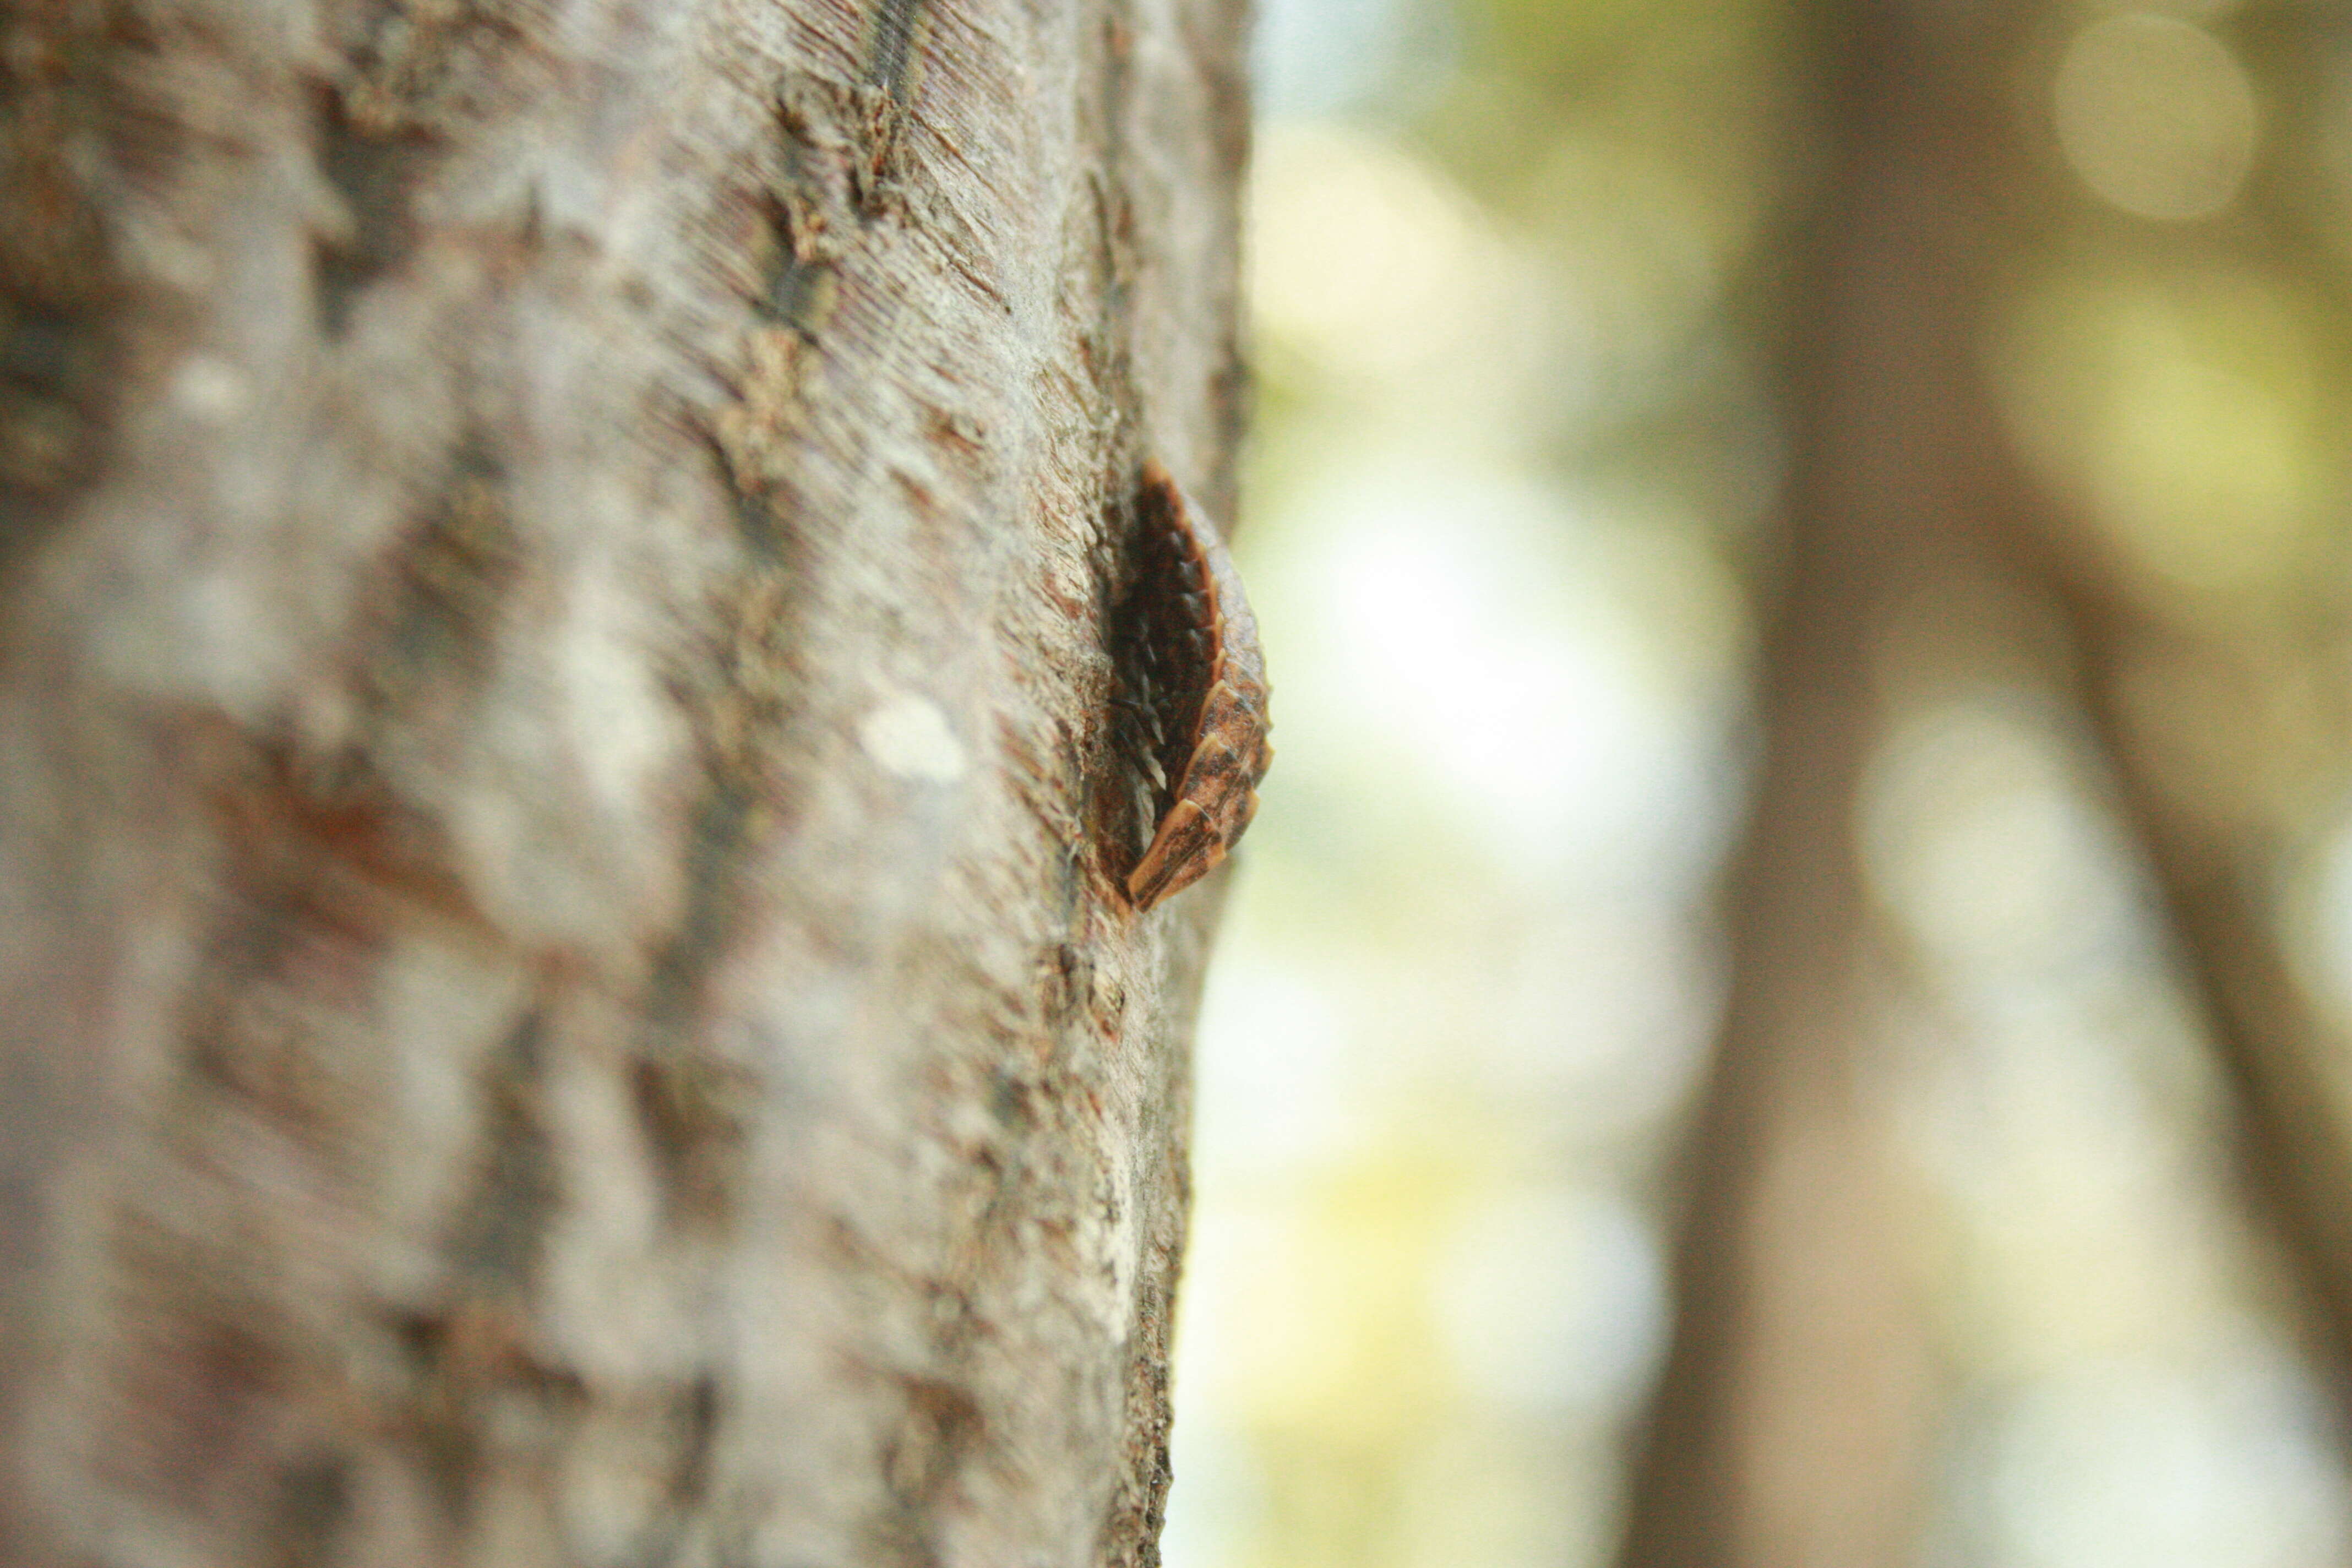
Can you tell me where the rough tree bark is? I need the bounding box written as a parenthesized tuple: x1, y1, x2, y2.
(0, 1, 1249, 1564)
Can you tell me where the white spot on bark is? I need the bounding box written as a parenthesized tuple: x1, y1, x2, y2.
(445, 554, 690, 954)
(559, 564, 674, 817)
(169, 355, 248, 420)
(859, 693, 967, 783)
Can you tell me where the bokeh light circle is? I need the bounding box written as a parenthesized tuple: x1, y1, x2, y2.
(2052, 13, 2257, 221)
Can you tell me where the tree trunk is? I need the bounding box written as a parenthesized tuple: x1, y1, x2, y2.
(1615, 3, 2025, 1563)
(0, 1, 1249, 1563)
(1621, 3, 2352, 1562)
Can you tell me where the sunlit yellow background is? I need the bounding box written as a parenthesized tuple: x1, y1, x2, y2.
(1163, 1, 2352, 1565)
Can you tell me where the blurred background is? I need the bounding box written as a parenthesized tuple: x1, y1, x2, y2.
(1161, 0, 2352, 1564)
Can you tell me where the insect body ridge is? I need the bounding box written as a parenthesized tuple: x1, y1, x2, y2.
(1124, 461, 1272, 912)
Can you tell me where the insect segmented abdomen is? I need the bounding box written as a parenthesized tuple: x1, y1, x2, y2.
(1121, 461, 1272, 911)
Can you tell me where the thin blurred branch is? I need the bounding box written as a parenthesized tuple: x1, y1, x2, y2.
(2012, 525, 2352, 1421)
(1963, 0, 2352, 1450)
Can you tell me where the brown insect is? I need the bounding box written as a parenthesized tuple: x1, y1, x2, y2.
(1119, 460, 1273, 911)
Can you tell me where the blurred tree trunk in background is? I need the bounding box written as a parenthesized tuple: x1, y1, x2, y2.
(0, 2, 1246, 1563)
(1614, 4, 2006, 1562)
(1623, 2, 2352, 1565)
